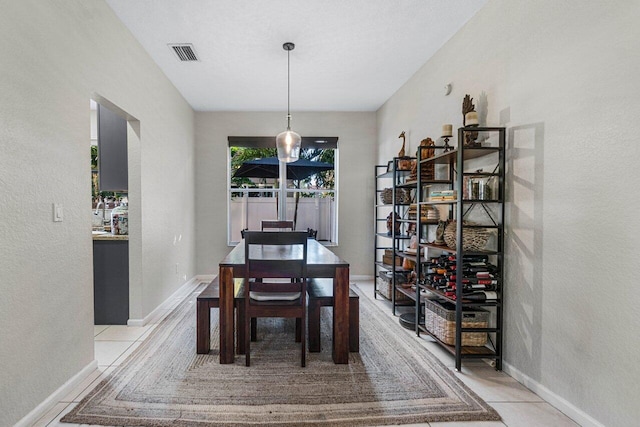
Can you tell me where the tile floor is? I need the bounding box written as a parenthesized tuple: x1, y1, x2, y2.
(33, 279, 580, 427)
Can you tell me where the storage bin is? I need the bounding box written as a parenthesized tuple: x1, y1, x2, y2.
(424, 299, 488, 346)
(382, 250, 402, 266)
(376, 275, 409, 301)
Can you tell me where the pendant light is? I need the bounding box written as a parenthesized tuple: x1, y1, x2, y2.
(276, 42, 301, 163)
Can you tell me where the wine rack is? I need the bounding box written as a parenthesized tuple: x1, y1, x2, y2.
(415, 127, 505, 371)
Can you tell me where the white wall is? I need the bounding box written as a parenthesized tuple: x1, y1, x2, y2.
(377, 0, 640, 425)
(195, 112, 376, 276)
(0, 1, 196, 425)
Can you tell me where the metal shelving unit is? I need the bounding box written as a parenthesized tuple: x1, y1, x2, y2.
(414, 126, 506, 371)
(373, 158, 416, 314)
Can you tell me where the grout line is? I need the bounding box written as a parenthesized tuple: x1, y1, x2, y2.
(41, 402, 72, 427)
(93, 326, 111, 338)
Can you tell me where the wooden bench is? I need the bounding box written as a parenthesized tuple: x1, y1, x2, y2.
(307, 278, 359, 353)
(196, 277, 246, 354)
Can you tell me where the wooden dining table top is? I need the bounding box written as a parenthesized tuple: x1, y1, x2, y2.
(220, 239, 348, 273)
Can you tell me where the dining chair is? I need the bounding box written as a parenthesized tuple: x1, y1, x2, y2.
(242, 231, 308, 367)
(261, 220, 294, 231)
(306, 228, 318, 239)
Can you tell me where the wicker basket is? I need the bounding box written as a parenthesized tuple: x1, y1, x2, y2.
(409, 139, 436, 182)
(424, 299, 488, 346)
(444, 221, 490, 251)
(376, 275, 410, 301)
(380, 188, 410, 205)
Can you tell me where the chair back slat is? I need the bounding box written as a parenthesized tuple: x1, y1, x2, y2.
(244, 231, 308, 281)
(261, 220, 294, 231)
(247, 260, 305, 279)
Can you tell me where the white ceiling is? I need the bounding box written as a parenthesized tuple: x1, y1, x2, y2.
(105, 0, 487, 112)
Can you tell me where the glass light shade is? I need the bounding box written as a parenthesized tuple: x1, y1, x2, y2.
(276, 129, 302, 163)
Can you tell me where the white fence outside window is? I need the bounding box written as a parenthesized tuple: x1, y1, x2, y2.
(229, 189, 335, 244)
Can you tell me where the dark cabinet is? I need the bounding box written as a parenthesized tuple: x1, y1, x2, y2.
(97, 103, 128, 191)
(93, 240, 129, 325)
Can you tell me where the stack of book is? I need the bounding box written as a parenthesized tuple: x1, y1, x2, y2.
(429, 190, 457, 201)
(408, 204, 439, 222)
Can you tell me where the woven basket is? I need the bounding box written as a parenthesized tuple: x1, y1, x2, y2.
(410, 139, 436, 181)
(380, 188, 410, 205)
(424, 299, 488, 346)
(376, 276, 410, 301)
(444, 221, 490, 251)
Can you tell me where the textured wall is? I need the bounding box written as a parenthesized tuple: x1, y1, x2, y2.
(0, 1, 195, 424)
(194, 111, 377, 276)
(376, 1, 640, 426)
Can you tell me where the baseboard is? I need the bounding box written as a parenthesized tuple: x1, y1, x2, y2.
(502, 361, 605, 427)
(127, 275, 205, 327)
(196, 274, 215, 282)
(15, 360, 98, 427)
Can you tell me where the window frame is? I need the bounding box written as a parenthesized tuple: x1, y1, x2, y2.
(226, 137, 338, 247)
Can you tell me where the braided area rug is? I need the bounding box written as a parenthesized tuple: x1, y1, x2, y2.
(62, 283, 500, 426)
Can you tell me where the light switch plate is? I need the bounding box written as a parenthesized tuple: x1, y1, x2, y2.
(53, 203, 63, 222)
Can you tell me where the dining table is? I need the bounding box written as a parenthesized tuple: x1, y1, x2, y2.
(216, 238, 350, 364)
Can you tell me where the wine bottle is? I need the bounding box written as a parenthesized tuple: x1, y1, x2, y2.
(449, 276, 498, 285)
(446, 283, 497, 292)
(476, 271, 494, 279)
(464, 291, 498, 301)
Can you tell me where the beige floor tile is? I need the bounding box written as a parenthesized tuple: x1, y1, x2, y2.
(452, 365, 544, 403)
(94, 340, 136, 366)
(93, 325, 109, 337)
(111, 341, 142, 366)
(490, 402, 579, 427)
(430, 422, 506, 427)
(60, 367, 103, 402)
(373, 423, 429, 427)
(94, 324, 151, 341)
(31, 402, 70, 427)
(42, 402, 104, 426)
(145, 308, 172, 325)
(138, 323, 159, 341)
(66, 367, 116, 403)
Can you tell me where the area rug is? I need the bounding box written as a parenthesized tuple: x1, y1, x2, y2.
(62, 282, 500, 426)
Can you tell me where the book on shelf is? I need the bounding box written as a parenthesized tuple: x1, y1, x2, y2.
(430, 190, 456, 197)
(429, 190, 456, 200)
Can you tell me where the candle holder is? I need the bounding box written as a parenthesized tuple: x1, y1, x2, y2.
(441, 135, 453, 152)
(463, 111, 481, 148)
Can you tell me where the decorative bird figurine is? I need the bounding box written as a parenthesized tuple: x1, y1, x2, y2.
(398, 131, 406, 157)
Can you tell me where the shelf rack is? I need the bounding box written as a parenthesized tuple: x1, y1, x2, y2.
(414, 126, 506, 371)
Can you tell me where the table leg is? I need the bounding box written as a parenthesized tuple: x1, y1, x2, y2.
(196, 300, 210, 354)
(332, 266, 350, 364)
(219, 266, 235, 364)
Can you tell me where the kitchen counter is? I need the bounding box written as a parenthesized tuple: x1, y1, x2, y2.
(92, 232, 128, 241)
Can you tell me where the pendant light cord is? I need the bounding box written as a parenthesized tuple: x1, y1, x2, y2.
(287, 47, 291, 130)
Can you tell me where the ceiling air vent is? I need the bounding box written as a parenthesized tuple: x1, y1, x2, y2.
(169, 44, 198, 61)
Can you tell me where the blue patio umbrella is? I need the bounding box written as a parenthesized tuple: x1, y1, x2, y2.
(233, 156, 333, 181)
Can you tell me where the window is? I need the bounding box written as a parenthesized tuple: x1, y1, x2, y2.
(227, 137, 338, 245)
